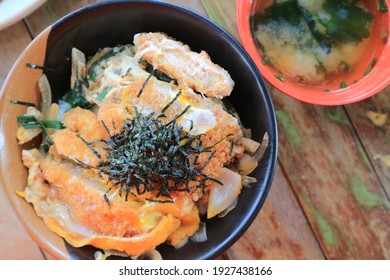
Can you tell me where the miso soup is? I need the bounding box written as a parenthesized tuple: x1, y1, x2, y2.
(251, 0, 377, 86)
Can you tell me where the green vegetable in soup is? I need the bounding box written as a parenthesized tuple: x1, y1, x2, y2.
(252, 0, 374, 85)
(255, 0, 374, 51)
(319, 0, 374, 44)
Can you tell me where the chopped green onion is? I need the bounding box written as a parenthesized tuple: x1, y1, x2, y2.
(17, 116, 64, 129)
(17, 115, 64, 145)
(364, 58, 378, 76)
(88, 70, 97, 81)
(96, 86, 112, 101)
(340, 81, 347, 89)
(275, 75, 286, 82)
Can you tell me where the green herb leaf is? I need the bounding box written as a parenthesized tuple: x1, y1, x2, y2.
(262, 0, 302, 25)
(320, 0, 374, 44)
(275, 74, 286, 82)
(298, 5, 333, 54)
(87, 46, 125, 82)
(17, 115, 64, 144)
(253, 0, 374, 54)
(62, 88, 93, 109)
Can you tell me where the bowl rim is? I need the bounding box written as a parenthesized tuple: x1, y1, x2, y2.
(1, 0, 278, 260)
(236, 0, 390, 106)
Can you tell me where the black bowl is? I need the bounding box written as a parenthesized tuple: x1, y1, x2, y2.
(2, 0, 278, 260)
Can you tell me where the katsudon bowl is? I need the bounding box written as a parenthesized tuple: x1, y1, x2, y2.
(0, 0, 277, 260)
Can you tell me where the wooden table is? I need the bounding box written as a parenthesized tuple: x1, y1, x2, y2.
(0, 0, 389, 260)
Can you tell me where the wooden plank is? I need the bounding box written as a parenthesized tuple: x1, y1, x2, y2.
(0, 22, 32, 85)
(201, 0, 324, 259)
(25, 0, 105, 36)
(272, 89, 390, 259)
(202, 0, 239, 38)
(203, 0, 390, 259)
(0, 22, 45, 260)
(228, 164, 325, 259)
(166, 0, 207, 15)
(345, 88, 390, 196)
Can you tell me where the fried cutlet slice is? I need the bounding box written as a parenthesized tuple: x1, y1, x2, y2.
(39, 154, 182, 256)
(62, 107, 109, 142)
(134, 32, 234, 99)
(51, 107, 109, 166)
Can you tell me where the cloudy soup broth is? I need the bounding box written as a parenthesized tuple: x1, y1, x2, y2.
(251, 0, 376, 87)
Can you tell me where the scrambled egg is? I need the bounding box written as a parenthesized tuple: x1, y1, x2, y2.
(16, 32, 247, 257)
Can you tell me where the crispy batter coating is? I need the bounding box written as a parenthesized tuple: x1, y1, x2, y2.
(52, 107, 109, 166)
(134, 32, 234, 99)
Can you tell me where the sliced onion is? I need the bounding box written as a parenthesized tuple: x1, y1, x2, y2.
(94, 250, 108, 260)
(217, 198, 238, 218)
(236, 132, 270, 176)
(242, 175, 257, 187)
(253, 132, 269, 162)
(173, 237, 189, 249)
(71, 47, 87, 90)
(241, 137, 261, 155)
(241, 127, 252, 138)
(38, 74, 52, 119)
(94, 249, 163, 260)
(132, 250, 163, 260)
(189, 222, 207, 243)
(45, 103, 60, 137)
(236, 153, 258, 176)
(207, 168, 242, 219)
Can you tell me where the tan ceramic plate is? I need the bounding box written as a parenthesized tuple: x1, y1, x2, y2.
(0, 27, 72, 258)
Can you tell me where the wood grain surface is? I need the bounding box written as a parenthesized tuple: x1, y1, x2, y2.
(0, 0, 388, 260)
